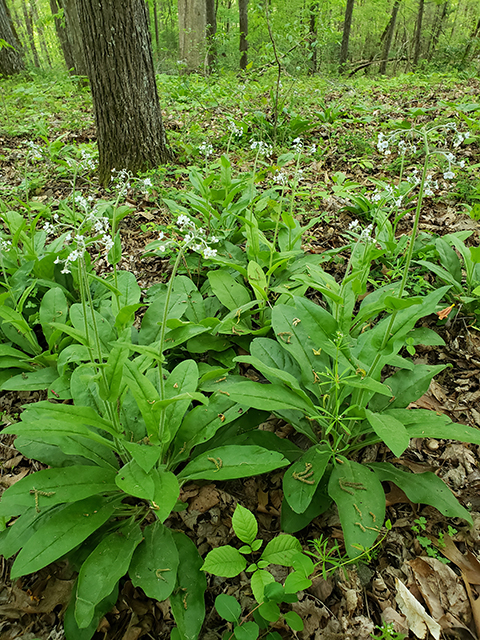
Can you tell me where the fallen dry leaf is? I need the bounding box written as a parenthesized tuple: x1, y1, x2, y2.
(395, 577, 441, 639)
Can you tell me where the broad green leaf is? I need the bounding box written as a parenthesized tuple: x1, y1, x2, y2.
(178, 445, 288, 481)
(75, 521, 142, 628)
(201, 545, 246, 578)
(65, 583, 118, 640)
(284, 611, 304, 632)
(11, 496, 117, 579)
(251, 569, 275, 603)
(163, 359, 199, 446)
(170, 530, 207, 640)
(101, 344, 129, 402)
(130, 521, 179, 600)
(281, 481, 332, 534)
(107, 230, 122, 265)
(115, 270, 142, 307)
(232, 504, 258, 545)
(284, 570, 312, 593)
(1, 367, 58, 391)
(384, 295, 422, 311)
(328, 459, 385, 558)
(250, 337, 301, 380)
(369, 462, 473, 525)
(208, 270, 251, 311)
(3, 418, 116, 450)
(138, 291, 186, 344)
(436, 237, 462, 284)
(234, 621, 259, 640)
(215, 380, 315, 414)
(70, 303, 115, 351)
(369, 364, 447, 411)
(283, 446, 331, 514)
(365, 410, 410, 458)
(173, 275, 205, 323)
(123, 360, 161, 441)
(214, 594, 241, 623)
(116, 463, 178, 522)
(408, 327, 445, 346)
(122, 441, 162, 473)
(39, 287, 69, 343)
(258, 601, 280, 622)
(0, 465, 117, 517)
(247, 261, 267, 300)
(261, 535, 302, 566)
(21, 401, 117, 437)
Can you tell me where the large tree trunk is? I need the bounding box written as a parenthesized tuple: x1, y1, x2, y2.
(0, 0, 24, 75)
(177, 0, 206, 72)
(49, 0, 75, 72)
(379, 0, 401, 75)
(63, 0, 88, 76)
(238, 0, 248, 70)
(412, 0, 424, 68)
(339, 0, 354, 73)
(76, 0, 171, 185)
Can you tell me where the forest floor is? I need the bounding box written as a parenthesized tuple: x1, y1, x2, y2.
(0, 68, 480, 640)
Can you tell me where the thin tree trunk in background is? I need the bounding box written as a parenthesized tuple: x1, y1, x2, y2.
(31, 0, 51, 66)
(225, 0, 231, 34)
(427, 0, 448, 61)
(153, 0, 160, 54)
(412, 0, 424, 67)
(62, 0, 87, 76)
(0, 0, 24, 75)
(238, 0, 248, 69)
(308, 0, 318, 74)
(76, 0, 170, 184)
(379, 0, 401, 74)
(339, 0, 354, 73)
(206, 0, 217, 72)
(21, 0, 39, 66)
(461, 15, 480, 65)
(49, 0, 75, 72)
(178, 0, 206, 72)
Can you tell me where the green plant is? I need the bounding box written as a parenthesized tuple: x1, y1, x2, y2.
(371, 622, 406, 640)
(202, 504, 312, 639)
(411, 517, 455, 564)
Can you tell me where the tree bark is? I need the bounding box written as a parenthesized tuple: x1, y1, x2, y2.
(412, 0, 424, 68)
(76, 0, 171, 185)
(461, 15, 480, 65)
(206, 0, 216, 72)
(0, 0, 24, 75)
(308, 0, 318, 74)
(427, 1, 448, 61)
(49, 0, 75, 72)
(177, 0, 206, 72)
(31, 0, 52, 66)
(63, 0, 87, 76)
(238, 0, 248, 70)
(21, 0, 39, 66)
(339, 0, 355, 73)
(379, 0, 401, 74)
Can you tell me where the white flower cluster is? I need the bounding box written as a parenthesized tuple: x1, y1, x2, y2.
(377, 132, 391, 156)
(152, 215, 219, 260)
(292, 137, 303, 153)
(199, 142, 214, 157)
(0, 238, 12, 252)
(55, 235, 86, 274)
(424, 174, 439, 196)
(110, 168, 131, 190)
(228, 122, 243, 138)
(348, 220, 374, 241)
(274, 170, 288, 185)
(25, 141, 43, 161)
(250, 140, 273, 157)
(143, 178, 153, 189)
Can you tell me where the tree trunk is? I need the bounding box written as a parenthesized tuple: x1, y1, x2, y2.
(63, 0, 87, 76)
(238, 0, 248, 70)
(379, 0, 401, 74)
(0, 0, 24, 76)
(153, 0, 160, 55)
(427, 1, 448, 61)
(206, 0, 216, 72)
(21, 0, 39, 66)
(461, 15, 480, 65)
(339, 0, 354, 73)
(49, 0, 75, 72)
(177, 0, 206, 72)
(31, 0, 52, 67)
(412, 0, 424, 68)
(76, 0, 171, 185)
(308, 0, 318, 74)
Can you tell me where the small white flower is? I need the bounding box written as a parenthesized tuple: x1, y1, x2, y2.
(443, 170, 455, 180)
(274, 170, 288, 185)
(348, 220, 360, 230)
(184, 234, 193, 243)
(210, 236, 219, 243)
(177, 215, 190, 227)
(292, 137, 303, 153)
(309, 144, 317, 154)
(203, 247, 218, 259)
(158, 231, 164, 241)
(158, 245, 166, 253)
(199, 142, 214, 156)
(360, 224, 374, 240)
(458, 160, 465, 168)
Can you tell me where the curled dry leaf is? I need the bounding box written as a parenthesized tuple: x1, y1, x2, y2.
(395, 577, 441, 640)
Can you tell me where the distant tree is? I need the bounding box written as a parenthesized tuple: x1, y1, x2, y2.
(63, 0, 87, 76)
(427, 0, 448, 62)
(379, 0, 401, 75)
(0, 0, 24, 75)
(49, 0, 75, 72)
(76, 0, 170, 184)
(31, 0, 51, 67)
(308, 0, 319, 74)
(339, 0, 354, 73)
(412, 0, 425, 67)
(178, 0, 206, 72)
(238, 0, 248, 69)
(21, 0, 39, 66)
(206, 0, 217, 72)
